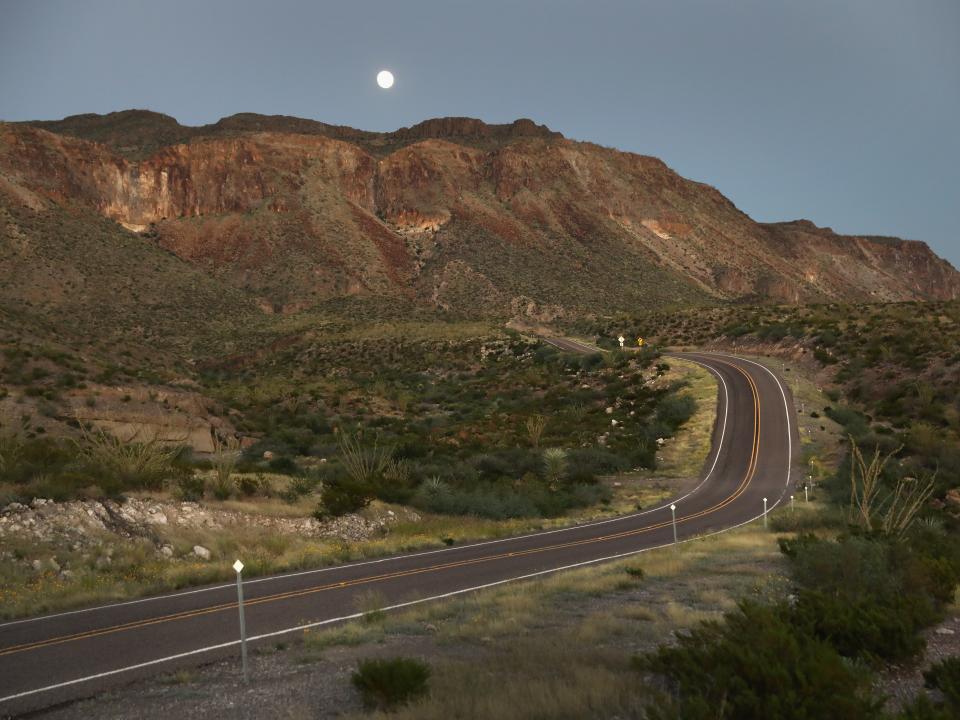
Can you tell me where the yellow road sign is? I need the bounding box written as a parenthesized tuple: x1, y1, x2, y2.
(637, 337, 645, 346)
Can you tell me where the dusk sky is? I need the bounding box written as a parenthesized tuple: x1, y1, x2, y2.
(2, 0, 958, 267)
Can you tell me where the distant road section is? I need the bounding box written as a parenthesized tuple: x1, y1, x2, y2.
(0, 348, 795, 715)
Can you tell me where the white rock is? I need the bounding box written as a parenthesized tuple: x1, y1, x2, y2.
(935, 627, 955, 636)
(192, 545, 212, 560)
(605, 407, 614, 414)
(160, 545, 174, 558)
(31, 559, 43, 572)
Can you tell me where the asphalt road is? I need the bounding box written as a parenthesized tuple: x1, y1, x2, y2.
(0, 347, 796, 716)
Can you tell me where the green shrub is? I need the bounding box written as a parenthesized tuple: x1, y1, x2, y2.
(635, 601, 881, 720)
(177, 475, 205, 501)
(924, 656, 960, 708)
(317, 477, 371, 517)
(351, 657, 430, 710)
(790, 590, 926, 663)
(234, 475, 259, 497)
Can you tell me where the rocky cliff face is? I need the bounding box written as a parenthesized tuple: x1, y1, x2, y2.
(2, 112, 957, 315)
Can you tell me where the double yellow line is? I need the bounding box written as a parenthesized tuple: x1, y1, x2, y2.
(0, 359, 762, 659)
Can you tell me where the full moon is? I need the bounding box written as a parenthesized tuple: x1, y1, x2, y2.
(376, 70, 394, 89)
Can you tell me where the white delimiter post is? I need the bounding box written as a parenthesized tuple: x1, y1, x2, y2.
(670, 504, 678, 546)
(763, 498, 768, 528)
(233, 559, 249, 682)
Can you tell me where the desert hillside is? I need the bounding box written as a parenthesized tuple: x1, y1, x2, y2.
(2, 111, 957, 319)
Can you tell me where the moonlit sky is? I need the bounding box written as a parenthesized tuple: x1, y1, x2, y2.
(1, 0, 958, 266)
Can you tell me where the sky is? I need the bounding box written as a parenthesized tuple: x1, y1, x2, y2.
(1, 0, 958, 267)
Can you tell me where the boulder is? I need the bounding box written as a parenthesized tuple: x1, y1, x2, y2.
(192, 545, 212, 561)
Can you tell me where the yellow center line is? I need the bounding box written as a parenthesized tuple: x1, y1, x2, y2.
(0, 358, 763, 658)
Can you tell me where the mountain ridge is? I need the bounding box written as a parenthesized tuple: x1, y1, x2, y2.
(2, 111, 957, 321)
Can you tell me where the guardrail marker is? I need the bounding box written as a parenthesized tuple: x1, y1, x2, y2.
(763, 497, 768, 528)
(233, 559, 248, 682)
(670, 504, 678, 546)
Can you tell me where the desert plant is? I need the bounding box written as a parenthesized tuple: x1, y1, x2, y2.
(542, 448, 568, 490)
(211, 434, 239, 492)
(924, 657, 960, 709)
(234, 474, 259, 497)
(848, 436, 934, 537)
(75, 424, 181, 491)
(525, 414, 548, 448)
(635, 601, 882, 720)
(177, 475, 205, 501)
(337, 427, 391, 487)
(352, 657, 430, 710)
(0, 432, 25, 481)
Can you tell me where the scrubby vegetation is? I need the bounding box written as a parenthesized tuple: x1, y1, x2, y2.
(352, 657, 431, 710)
(602, 301, 960, 716)
(199, 331, 694, 520)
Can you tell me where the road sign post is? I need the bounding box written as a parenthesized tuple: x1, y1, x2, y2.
(670, 504, 678, 546)
(233, 559, 248, 682)
(618, 335, 625, 348)
(790, 495, 795, 513)
(762, 497, 768, 528)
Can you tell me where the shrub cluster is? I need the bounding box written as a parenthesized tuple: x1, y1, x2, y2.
(351, 656, 430, 710)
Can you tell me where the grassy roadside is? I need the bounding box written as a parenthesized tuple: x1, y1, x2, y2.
(652, 357, 717, 479)
(302, 504, 823, 720)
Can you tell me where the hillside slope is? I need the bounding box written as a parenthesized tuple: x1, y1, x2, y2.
(2, 112, 958, 319)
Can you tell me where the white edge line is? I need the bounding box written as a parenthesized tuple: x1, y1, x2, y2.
(0, 352, 731, 631)
(694, 351, 794, 507)
(0, 502, 781, 707)
(1, 352, 795, 707)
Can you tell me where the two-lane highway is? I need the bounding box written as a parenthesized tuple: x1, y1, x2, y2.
(0, 349, 796, 716)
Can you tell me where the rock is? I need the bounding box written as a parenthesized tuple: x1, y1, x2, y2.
(31, 498, 51, 509)
(263, 451, 275, 460)
(611, 419, 618, 426)
(946, 488, 960, 508)
(60, 569, 74, 580)
(160, 545, 174, 558)
(192, 545, 212, 560)
(605, 407, 614, 414)
(31, 559, 43, 572)
(49, 557, 61, 572)
(935, 627, 955, 636)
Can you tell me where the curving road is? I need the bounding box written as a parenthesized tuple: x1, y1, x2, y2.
(0, 348, 796, 715)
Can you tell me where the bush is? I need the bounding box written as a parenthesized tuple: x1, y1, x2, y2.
(234, 474, 259, 497)
(177, 475, 205, 501)
(655, 393, 696, 429)
(790, 590, 926, 663)
(924, 656, 960, 709)
(317, 476, 371, 517)
(635, 601, 881, 720)
(351, 657, 430, 710)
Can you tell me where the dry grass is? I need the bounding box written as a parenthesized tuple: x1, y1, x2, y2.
(328, 508, 837, 720)
(655, 358, 717, 478)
